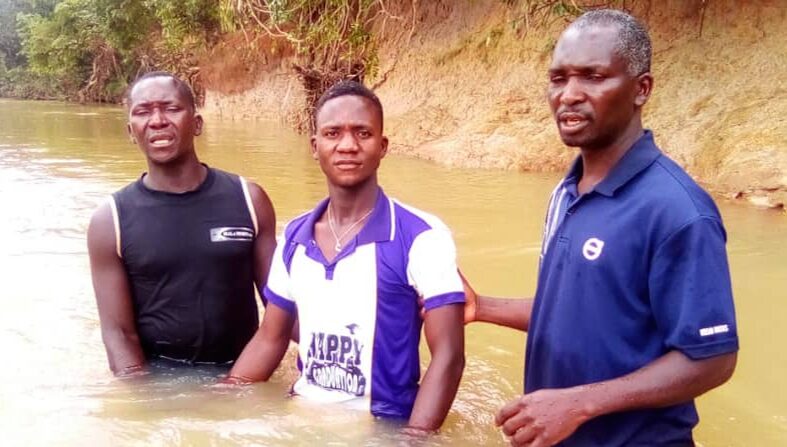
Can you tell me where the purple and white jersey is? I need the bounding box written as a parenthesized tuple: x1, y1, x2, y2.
(263, 188, 465, 419)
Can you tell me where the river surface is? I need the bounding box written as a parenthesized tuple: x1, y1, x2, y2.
(0, 99, 785, 446)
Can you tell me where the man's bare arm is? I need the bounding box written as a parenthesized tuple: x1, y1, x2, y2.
(407, 304, 465, 431)
(247, 182, 276, 290)
(247, 181, 300, 342)
(497, 351, 738, 447)
(225, 303, 295, 383)
(87, 202, 146, 376)
(461, 272, 533, 332)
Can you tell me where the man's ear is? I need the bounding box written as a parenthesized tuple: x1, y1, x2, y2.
(310, 135, 318, 160)
(380, 136, 389, 159)
(126, 123, 136, 144)
(635, 72, 653, 107)
(193, 114, 204, 136)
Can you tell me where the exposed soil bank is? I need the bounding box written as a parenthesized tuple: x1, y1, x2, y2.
(202, 0, 787, 210)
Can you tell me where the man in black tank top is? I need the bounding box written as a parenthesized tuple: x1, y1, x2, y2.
(87, 72, 276, 375)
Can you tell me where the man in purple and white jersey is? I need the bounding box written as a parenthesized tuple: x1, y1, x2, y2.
(226, 81, 466, 432)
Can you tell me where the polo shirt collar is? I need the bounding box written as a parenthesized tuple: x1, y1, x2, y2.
(291, 187, 393, 247)
(357, 188, 394, 244)
(562, 130, 662, 197)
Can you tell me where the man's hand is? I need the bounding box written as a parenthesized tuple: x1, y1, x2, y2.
(458, 270, 477, 324)
(115, 364, 148, 378)
(400, 426, 436, 437)
(495, 388, 590, 447)
(214, 374, 254, 387)
(494, 351, 738, 446)
(419, 269, 477, 324)
(396, 426, 435, 447)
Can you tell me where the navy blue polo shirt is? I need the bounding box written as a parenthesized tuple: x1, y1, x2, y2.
(526, 131, 738, 446)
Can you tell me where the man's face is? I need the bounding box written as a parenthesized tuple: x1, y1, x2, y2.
(311, 95, 388, 189)
(126, 77, 202, 165)
(547, 25, 648, 150)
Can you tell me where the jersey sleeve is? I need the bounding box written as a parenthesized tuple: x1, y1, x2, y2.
(649, 216, 738, 360)
(406, 226, 465, 311)
(262, 234, 296, 314)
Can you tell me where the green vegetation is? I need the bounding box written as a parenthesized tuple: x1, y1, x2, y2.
(1, 0, 394, 113)
(0, 0, 59, 98)
(0, 0, 220, 102)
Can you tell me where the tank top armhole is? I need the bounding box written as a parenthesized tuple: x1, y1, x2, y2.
(108, 196, 122, 259)
(239, 176, 259, 236)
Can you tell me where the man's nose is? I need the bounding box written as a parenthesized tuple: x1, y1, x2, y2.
(336, 132, 359, 152)
(148, 108, 169, 128)
(560, 77, 585, 105)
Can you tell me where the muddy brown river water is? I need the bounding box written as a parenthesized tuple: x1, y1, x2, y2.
(0, 99, 784, 446)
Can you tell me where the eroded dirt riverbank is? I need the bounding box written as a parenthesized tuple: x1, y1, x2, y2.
(202, 0, 787, 210)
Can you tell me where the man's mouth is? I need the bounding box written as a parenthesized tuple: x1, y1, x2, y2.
(334, 160, 362, 171)
(149, 135, 175, 148)
(558, 112, 590, 133)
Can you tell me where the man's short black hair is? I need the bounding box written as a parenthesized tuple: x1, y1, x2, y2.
(313, 81, 384, 131)
(569, 9, 652, 76)
(126, 71, 196, 110)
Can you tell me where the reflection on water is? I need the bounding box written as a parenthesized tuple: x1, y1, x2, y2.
(0, 99, 785, 446)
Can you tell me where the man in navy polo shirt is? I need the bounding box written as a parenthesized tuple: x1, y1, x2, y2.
(225, 81, 466, 432)
(463, 9, 738, 446)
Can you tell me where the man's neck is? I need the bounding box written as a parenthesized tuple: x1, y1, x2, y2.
(577, 121, 644, 195)
(326, 178, 379, 224)
(144, 153, 206, 193)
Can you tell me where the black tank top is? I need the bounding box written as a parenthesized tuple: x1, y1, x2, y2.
(112, 167, 259, 363)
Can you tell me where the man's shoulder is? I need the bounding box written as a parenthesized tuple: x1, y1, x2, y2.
(208, 167, 244, 188)
(390, 198, 451, 236)
(112, 178, 140, 197)
(281, 210, 313, 241)
(636, 151, 722, 223)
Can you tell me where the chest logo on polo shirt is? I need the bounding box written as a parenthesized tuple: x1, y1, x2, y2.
(210, 226, 254, 242)
(303, 325, 367, 397)
(582, 237, 605, 261)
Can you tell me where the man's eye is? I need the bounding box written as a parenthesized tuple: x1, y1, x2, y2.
(550, 76, 565, 83)
(357, 130, 371, 138)
(166, 107, 181, 112)
(587, 74, 605, 81)
(324, 130, 338, 137)
(133, 109, 149, 116)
